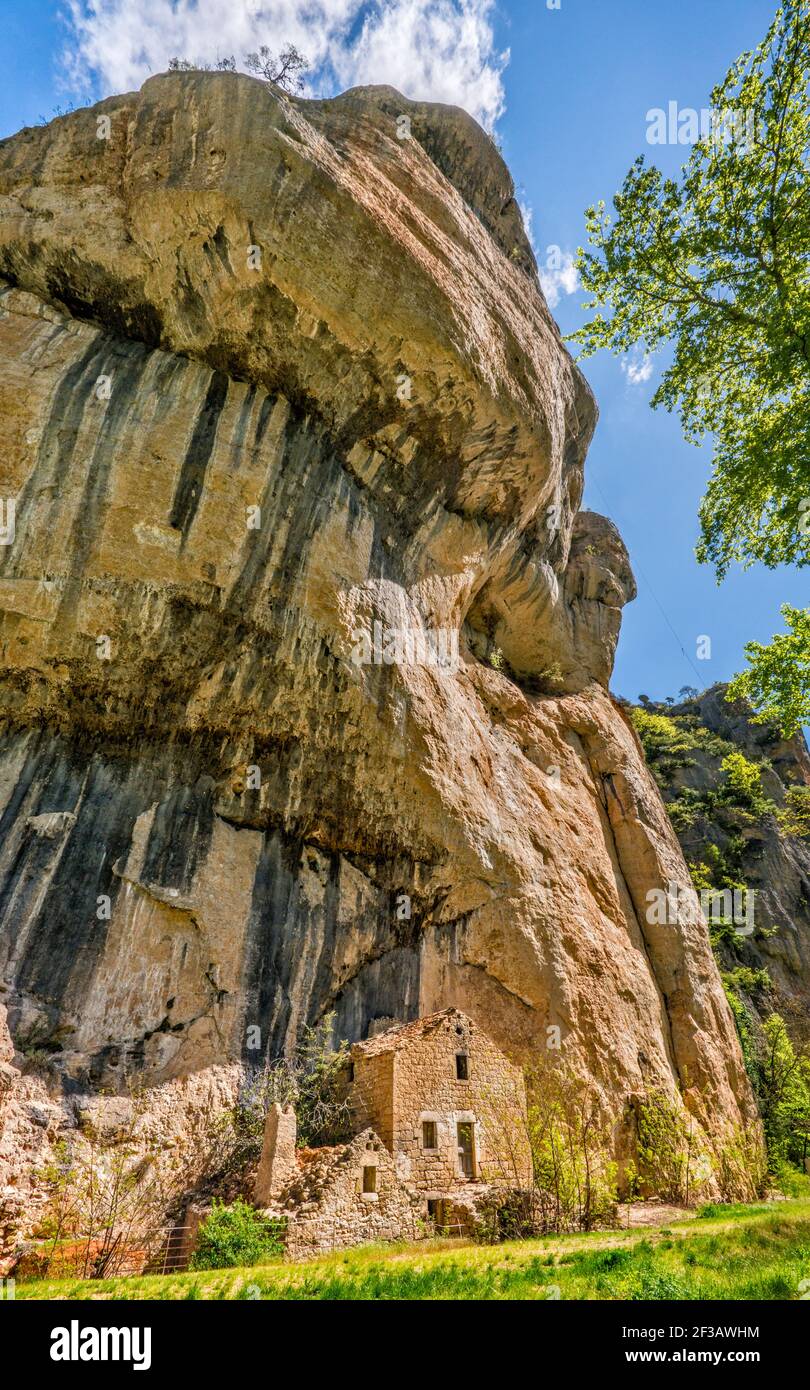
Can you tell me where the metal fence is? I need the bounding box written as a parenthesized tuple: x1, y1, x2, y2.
(18, 1224, 193, 1283)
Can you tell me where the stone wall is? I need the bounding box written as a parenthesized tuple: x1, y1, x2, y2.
(348, 1050, 395, 1149)
(350, 1011, 530, 1192)
(254, 1103, 298, 1204)
(282, 1130, 421, 1259)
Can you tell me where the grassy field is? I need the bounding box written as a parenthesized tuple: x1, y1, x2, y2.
(13, 1198, 810, 1301)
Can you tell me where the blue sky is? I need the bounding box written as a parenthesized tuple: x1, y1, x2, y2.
(0, 0, 803, 704)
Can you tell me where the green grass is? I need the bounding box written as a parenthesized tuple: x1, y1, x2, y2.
(14, 1199, 810, 1301)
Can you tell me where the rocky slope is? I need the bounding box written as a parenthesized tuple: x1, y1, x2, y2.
(0, 71, 758, 1237)
(630, 686, 810, 1044)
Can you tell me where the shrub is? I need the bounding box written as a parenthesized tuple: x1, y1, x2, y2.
(476, 1056, 618, 1236)
(629, 707, 733, 786)
(722, 966, 771, 997)
(719, 750, 774, 815)
(777, 784, 810, 839)
(190, 1199, 285, 1270)
(526, 1061, 618, 1233)
(722, 981, 761, 1091)
(34, 1092, 185, 1279)
(198, 1013, 353, 1186)
(634, 1092, 712, 1205)
(713, 1127, 767, 1203)
(474, 1189, 536, 1244)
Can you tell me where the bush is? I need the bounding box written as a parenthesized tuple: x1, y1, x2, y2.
(719, 750, 774, 815)
(196, 1013, 353, 1188)
(634, 1092, 713, 1204)
(629, 707, 734, 787)
(777, 784, 810, 839)
(474, 1189, 536, 1244)
(190, 1199, 285, 1270)
(527, 1060, 618, 1233)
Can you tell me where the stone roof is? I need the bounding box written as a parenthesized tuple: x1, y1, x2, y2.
(351, 1008, 473, 1057)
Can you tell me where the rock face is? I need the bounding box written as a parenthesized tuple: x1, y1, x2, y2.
(634, 685, 810, 1044)
(0, 72, 756, 1169)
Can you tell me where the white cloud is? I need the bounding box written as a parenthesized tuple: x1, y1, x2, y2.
(620, 352, 654, 386)
(336, 1, 507, 130)
(537, 249, 578, 310)
(517, 199, 535, 247)
(61, 0, 507, 130)
(524, 217, 579, 309)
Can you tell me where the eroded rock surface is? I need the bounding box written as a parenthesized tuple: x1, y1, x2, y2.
(0, 72, 756, 1192)
(634, 685, 810, 1044)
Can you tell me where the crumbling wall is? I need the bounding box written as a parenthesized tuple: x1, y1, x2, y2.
(282, 1131, 421, 1259)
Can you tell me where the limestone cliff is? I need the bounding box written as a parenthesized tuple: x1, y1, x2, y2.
(0, 72, 757, 1187)
(631, 686, 810, 1045)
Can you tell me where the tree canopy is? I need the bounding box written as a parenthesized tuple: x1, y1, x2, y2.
(572, 2, 810, 581)
(727, 603, 810, 733)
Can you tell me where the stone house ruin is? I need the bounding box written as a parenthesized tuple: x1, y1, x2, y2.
(257, 1120, 422, 1259)
(255, 1009, 530, 1256)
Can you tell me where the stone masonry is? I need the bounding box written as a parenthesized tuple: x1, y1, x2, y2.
(254, 1104, 298, 1205)
(269, 1129, 422, 1260)
(255, 1009, 531, 1256)
(350, 1009, 531, 1193)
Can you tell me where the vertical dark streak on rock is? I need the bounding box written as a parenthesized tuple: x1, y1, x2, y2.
(240, 831, 297, 1061)
(2, 740, 151, 1045)
(141, 778, 216, 896)
(168, 368, 229, 540)
(0, 335, 103, 578)
(229, 383, 256, 472)
(55, 338, 154, 624)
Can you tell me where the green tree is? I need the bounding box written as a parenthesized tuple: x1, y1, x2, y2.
(726, 603, 810, 734)
(573, 2, 810, 577)
(241, 1013, 352, 1151)
(777, 781, 810, 836)
(758, 1014, 810, 1171)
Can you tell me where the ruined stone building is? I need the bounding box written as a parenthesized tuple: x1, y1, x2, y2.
(255, 1009, 531, 1256)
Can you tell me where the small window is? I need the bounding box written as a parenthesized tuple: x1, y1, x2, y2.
(362, 1165, 377, 1193)
(455, 1053, 469, 1081)
(422, 1120, 437, 1149)
(347, 1062, 354, 1083)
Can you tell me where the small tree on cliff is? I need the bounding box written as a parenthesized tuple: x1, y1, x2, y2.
(168, 44, 308, 94)
(244, 44, 308, 92)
